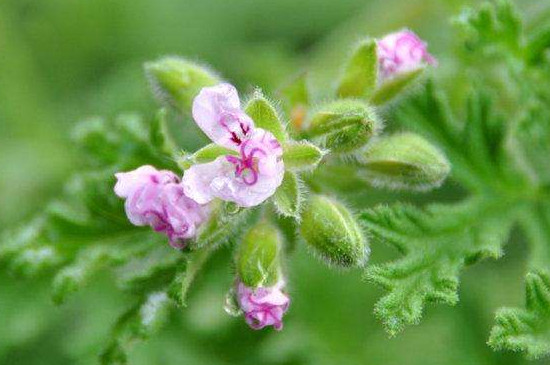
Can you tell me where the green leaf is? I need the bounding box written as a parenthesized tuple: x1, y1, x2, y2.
(100, 291, 172, 365)
(272, 171, 303, 219)
(508, 103, 550, 186)
(489, 270, 550, 360)
(361, 198, 517, 335)
(369, 68, 424, 105)
(454, 0, 522, 57)
(397, 81, 509, 190)
(337, 39, 378, 99)
(169, 246, 215, 307)
(245, 91, 287, 142)
(52, 244, 150, 304)
(282, 141, 325, 171)
(115, 245, 183, 294)
(525, 24, 550, 64)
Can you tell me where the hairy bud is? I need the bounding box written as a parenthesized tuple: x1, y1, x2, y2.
(304, 100, 381, 153)
(300, 195, 369, 268)
(144, 57, 219, 113)
(358, 133, 450, 190)
(237, 221, 283, 288)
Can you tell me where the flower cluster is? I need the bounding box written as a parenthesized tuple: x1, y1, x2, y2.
(377, 29, 436, 82)
(113, 29, 436, 332)
(115, 84, 288, 330)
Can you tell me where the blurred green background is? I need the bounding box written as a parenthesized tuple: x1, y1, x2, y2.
(1, 0, 549, 364)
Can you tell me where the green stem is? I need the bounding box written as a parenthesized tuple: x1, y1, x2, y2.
(175, 245, 216, 306)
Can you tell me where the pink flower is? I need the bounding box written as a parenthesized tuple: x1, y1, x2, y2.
(377, 30, 437, 82)
(182, 83, 284, 207)
(114, 165, 209, 249)
(237, 280, 290, 330)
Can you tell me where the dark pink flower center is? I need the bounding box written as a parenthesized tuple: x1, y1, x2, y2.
(226, 140, 267, 186)
(219, 112, 251, 146)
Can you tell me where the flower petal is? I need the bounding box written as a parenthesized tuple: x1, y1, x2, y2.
(182, 130, 284, 208)
(114, 165, 178, 198)
(114, 165, 209, 248)
(192, 83, 255, 149)
(377, 29, 436, 81)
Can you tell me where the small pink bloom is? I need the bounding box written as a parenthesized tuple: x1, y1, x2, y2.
(183, 84, 284, 207)
(377, 30, 437, 82)
(237, 280, 290, 331)
(114, 165, 209, 249)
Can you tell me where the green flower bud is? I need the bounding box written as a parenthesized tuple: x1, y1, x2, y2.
(144, 57, 219, 113)
(304, 100, 381, 153)
(300, 195, 368, 268)
(358, 133, 450, 190)
(237, 221, 283, 288)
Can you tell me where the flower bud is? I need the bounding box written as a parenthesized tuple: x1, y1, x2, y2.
(145, 57, 219, 113)
(358, 133, 450, 191)
(237, 221, 283, 288)
(236, 279, 290, 331)
(377, 30, 436, 83)
(304, 100, 381, 153)
(300, 195, 369, 268)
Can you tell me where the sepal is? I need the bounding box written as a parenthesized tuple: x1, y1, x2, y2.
(282, 141, 325, 171)
(245, 91, 287, 142)
(337, 39, 378, 99)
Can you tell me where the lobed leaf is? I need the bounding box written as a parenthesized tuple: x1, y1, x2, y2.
(362, 198, 517, 335)
(489, 270, 550, 360)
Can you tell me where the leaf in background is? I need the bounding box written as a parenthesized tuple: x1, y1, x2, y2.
(362, 198, 518, 335)
(455, 0, 522, 57)
(100, 291, 172, 365)
(507, 103, 550, 186)
(489, 270, 550, 360)
(277, 72, 309, 112)
(397, 81, 509, 190)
